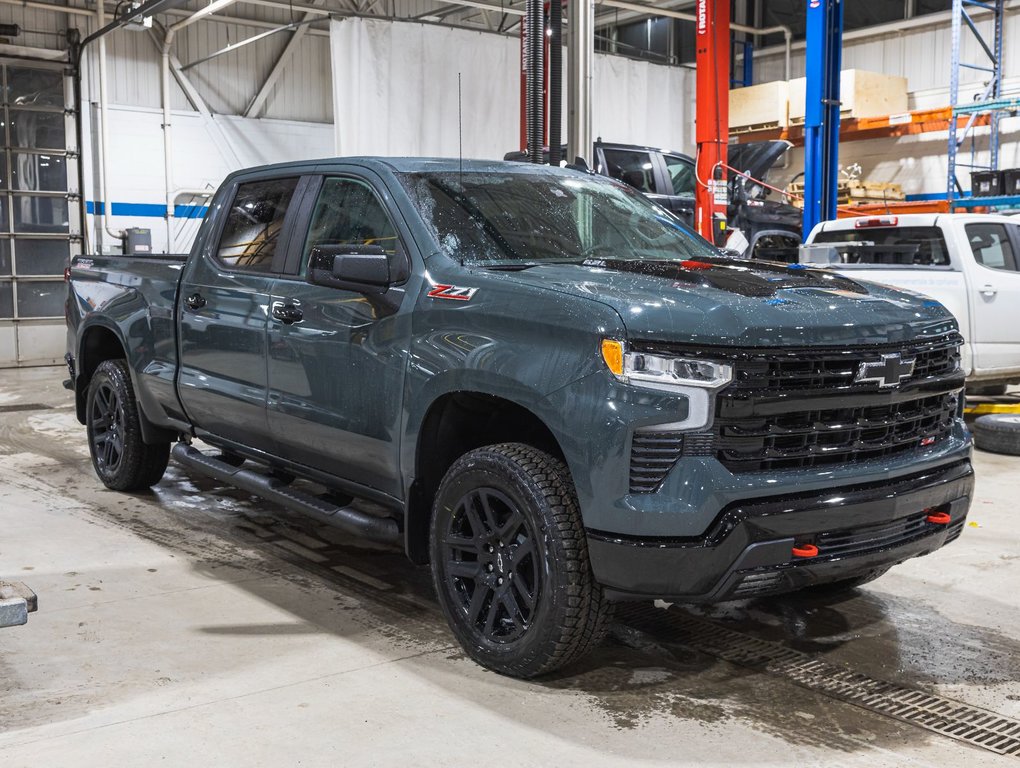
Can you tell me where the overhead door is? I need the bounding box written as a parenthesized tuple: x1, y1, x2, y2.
(0, 60, 80, 367)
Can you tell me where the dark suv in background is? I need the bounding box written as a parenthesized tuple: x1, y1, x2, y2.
(505, 139, 802, 258)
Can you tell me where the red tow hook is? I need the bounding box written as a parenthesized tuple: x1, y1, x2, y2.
(926, 511, 952, 525)
(792, 543, 819, 558)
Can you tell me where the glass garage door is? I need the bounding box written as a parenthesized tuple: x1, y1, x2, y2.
(0, 61, 80, 367)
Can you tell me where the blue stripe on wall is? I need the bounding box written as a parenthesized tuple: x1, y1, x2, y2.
(85, 201, 209, 219)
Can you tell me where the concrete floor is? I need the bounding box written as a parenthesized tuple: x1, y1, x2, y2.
(1, 366, 1019, 768)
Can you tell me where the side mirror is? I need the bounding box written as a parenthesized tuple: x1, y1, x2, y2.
(308, 244, 391, 293)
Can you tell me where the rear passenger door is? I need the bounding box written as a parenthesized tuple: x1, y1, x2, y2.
(177, 175, 306, 451)
(966, 221, 1020, 373)
(266, 173, 411, 497)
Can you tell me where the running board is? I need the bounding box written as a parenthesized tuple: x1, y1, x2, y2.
(171, 443, 401, 545)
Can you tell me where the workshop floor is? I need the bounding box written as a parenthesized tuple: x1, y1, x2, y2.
(1, 366, 1018, 767)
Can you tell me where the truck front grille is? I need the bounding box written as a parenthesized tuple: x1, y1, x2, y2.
(714, 391, 959, 473)
(629, 333, 964, 477)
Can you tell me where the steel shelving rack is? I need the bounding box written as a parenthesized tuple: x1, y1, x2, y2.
(946, 0, 1020, 210)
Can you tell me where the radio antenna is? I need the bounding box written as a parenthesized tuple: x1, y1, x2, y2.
(458, 72, 464, 186)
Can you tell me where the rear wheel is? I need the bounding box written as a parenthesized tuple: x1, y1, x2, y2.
(429, 443, 611, 678)
(86, 359, 170, 491)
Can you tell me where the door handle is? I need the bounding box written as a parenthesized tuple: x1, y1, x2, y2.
(980, 284, 998, 296)
(272, 303, 303, 324)
(185, 293, 206, 310)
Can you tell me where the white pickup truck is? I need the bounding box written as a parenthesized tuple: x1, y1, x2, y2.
(803, 213, 1020, 393)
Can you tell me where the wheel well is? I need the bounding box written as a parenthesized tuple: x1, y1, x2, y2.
(75, 326, 126, 422)
(405, 392, 566, 564)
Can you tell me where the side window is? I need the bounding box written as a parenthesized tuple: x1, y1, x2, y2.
(663, 154, 696, 197)
(967, 223, 1017, 271)
(302, 177, 400, 270)
(216, 177, 300, 272)
(601, 149, 656, 194)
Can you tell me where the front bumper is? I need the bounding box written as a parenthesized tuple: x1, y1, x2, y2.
(587, 459, 973, 602)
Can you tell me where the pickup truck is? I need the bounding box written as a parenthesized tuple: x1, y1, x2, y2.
(804, 213, 1020, 394)
(66, 159, 973, 678)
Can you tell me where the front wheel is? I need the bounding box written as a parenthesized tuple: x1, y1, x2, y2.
(86, 359, 170, 491)
(429, 443, 611, 678)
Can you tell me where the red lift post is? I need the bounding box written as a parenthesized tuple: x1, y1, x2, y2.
(695, 0, 730, 246)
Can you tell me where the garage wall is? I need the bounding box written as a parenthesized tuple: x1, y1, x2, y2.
(330, 18, 695, 161)
(752, 12, 1020, 197)
(96, 106, 334, 254)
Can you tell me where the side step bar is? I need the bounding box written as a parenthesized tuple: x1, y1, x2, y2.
(171, 443, 401, 545)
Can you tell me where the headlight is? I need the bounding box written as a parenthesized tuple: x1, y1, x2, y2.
(601, 339, 733, 391)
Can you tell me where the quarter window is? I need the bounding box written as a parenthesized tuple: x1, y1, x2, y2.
(967, 223, 1017, 271)
(216, 177, 299, 272)
(302, 177, 400, 271)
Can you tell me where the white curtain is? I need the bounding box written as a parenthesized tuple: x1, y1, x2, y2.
(330, 18, 694, 160)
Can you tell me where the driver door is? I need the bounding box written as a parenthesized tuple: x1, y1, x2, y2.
(266, 173, 411, 496)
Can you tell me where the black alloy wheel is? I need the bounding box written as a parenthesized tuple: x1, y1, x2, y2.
(429, 443, 612, 678)
(89, 378, 126, 476)
(440, 487, 541, 644)
(85, 359, 170, 491)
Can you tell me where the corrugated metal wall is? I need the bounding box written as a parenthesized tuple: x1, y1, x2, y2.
(754, 12, 1017, 103)
(101, 17, 332, 122)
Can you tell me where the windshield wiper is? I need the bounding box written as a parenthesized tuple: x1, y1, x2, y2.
(476, 259, 588, 271)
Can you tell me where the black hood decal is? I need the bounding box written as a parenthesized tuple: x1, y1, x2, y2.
(579, 257, 868, 298)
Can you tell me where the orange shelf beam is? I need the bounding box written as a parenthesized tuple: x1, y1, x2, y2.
(733, 107, 991, 146)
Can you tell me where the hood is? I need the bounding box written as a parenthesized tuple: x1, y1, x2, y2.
(480, 257, 956, 347)
(727, 140, 792, 182)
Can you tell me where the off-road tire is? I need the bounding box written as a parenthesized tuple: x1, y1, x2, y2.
(86, 359, 170, 491)
(430, 443, 612, 678)
(973, 414, 1020, 456)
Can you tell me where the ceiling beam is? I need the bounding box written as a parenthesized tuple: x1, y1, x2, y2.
(243, 0, 330, 117)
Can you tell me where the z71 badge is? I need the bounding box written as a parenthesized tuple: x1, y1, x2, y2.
(428, 284, 478, 301)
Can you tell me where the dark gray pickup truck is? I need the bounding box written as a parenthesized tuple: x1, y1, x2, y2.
(66, 158, 973, 678)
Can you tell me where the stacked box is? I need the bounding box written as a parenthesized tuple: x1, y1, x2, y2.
(788, 70, 908, 125)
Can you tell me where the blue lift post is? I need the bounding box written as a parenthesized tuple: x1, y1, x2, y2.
(802, 0, 843, 238)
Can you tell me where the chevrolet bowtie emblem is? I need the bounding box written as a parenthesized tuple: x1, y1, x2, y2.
(855, 353, 916, 388)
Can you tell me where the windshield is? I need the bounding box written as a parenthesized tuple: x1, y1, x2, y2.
(812, 226, 951, 266)
(398, 170, 718, 266)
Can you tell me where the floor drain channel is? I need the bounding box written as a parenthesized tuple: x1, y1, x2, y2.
(671, 610, 1020, 757)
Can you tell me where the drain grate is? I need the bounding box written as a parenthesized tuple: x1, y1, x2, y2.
(670, 610, 1020, 757)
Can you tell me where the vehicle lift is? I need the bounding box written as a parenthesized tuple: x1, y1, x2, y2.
(802, 0, 844, 237)
(694, 0, 730, 247)
(694, 0, 843, 246)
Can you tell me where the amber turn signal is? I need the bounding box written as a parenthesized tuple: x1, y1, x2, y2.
(601, 339, 624, 376)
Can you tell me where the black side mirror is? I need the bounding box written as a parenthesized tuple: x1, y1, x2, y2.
(308, 244, 391, 293)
